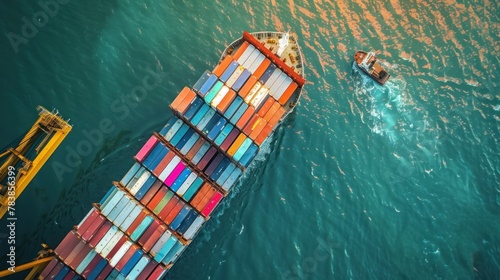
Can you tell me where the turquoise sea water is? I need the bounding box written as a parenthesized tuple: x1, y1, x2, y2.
(0, 0, 498, 279)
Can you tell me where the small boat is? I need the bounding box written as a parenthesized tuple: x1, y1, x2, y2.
(354, 51, 390, 85)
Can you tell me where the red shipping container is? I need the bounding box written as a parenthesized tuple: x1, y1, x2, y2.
(76, 209, 99, 236)
(164, 200, 186, 225)
(105, 235, 127, 261)
(81, 214, 106, 242)
(232, 41, 250, 60)
(39, 257, 59, 278)
(201, 191, 224, 217)
(220, 128, 240, 151)
(69, 243, 92, 270)
(64, 239, 86, 267)
(158, 196, 180, 221)
(278, 82, 298, 105)
(153, 151, 175, 177)
(213, 55, 234, 77)
(96, 264, 114, 280)
(143, 225, 167, 253)
(147, 186, 169, 211)
(197, 146, 217, 171)
(235, 106, 256, 130)
(114, 244, 138, 272)
(138, 261, 159, 279)
(134, 136, 159, 162)
(55, 231, 79, 259)
(126, 211, 148, 236)
(63, 269, 77, 280)
(170, 86, 191, 110)
(140, 180, 163, 206)
(81, 253, 103, 278)
(148, 264, 167, 280)
(138, 219, 161, 246)
(89, 221, 112, 248)
(186, 138, 205, 160)
(47, 262, 64, 278)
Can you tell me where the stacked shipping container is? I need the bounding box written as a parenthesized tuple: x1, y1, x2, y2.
(42, 31, 303, 279)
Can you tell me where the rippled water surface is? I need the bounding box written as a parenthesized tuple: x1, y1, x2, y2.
(0, 0, 498, 279)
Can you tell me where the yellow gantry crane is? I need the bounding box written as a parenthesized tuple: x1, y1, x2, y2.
(0, 106, 71, 279)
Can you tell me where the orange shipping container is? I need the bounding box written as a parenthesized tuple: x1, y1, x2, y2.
(257, 96, 275, 117)
(278, 82, 298, 105)
(216, 89, 236, 113)
(190, 183, 211, 207)
(227, 133, 247, 156)
(153, 151, 175, 177)
(235, 106, 256, 130)
(249, 118, 267, 140)
(232, 41, 250, 60)
(195, 187, 217, 212)
(242, 115, 260, 136)
(253, 58, 271, 80)
(213, 55, 234, 77)
(170, 87, 191, 110)
(186, 138, 205, 160)
(254, 123, 273, 146)
(176, 89, 197, 114)
(237, 76, 257, 98)
(125, 210, 148, 236)
(263, 101, 281, 122)
(268, 107, 286, 128)
(164, 201, 185, 225)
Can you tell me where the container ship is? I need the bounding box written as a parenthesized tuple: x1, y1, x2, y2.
(40, 31, 305, 279)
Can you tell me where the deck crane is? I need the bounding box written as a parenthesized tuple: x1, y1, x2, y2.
(0, 106, 71, 279)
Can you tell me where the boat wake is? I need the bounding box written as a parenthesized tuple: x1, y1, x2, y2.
(351, 62, 429, 146)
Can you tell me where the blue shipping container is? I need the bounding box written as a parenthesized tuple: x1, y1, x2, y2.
(214, 124, 234, 146)
(170, 206, 191, 230)
(232, 69, 251, 92)
(223, 96, 243, 120)
(220, 61, 240, 82)
(170, 124, 190, 147)
(210, 158, 230, 181)
(183, 97, 204, 120)
(170, 168, 191, 192)
(191, 104, 210, 126)
(207, 117, 227, 140)
(175, 128, 195, 151)
(198, 74, 218, 96)
(193, 70, 211, 92)
(239, 143, 259, 167)
(180, 133, 200, 155)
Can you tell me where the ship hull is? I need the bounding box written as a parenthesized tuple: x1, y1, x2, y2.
(354, 51, 390, 85)
(41, 31, 306, 279)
